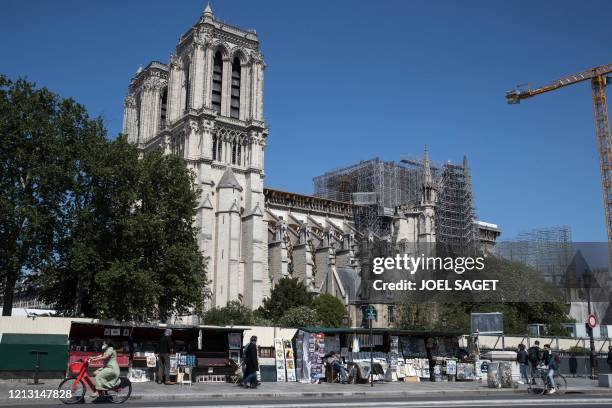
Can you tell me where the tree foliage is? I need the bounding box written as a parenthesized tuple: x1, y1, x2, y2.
(313, 293, 348, 327)
(261, 277, 314, 321)
(0, 75, 207, 319)
(0, 75, 95, 315)
(277, 306, 321, 328)
(203, 301, 253, 326)
(396, 256, 573, 335)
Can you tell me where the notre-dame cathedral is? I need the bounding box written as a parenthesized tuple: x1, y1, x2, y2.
(123, 4, 500, 326)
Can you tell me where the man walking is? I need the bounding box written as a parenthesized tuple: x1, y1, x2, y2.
(242, 336, 259, 388)
(157, 329, 173, 385)
(607, 346, 612, 373)
(527, 340, 541, 384)
(516, 344, 529, 384)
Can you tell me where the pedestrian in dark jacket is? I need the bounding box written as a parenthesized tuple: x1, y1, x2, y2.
(607, 346, 612, 373)
(569, 352, 578, 377)
(241, 336, 259, 388)
(516, 344, 529, 384)
(527, 340, 541, 384)
(157, 329, 174, 384)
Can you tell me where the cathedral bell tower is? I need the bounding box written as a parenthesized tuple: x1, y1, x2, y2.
(122, 3, 270, 310)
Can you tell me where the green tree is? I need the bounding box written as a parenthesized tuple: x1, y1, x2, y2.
(203, 301, 253, 326)
(313, 294, 347, 327)
(0, 75, 209, 320)
(396, 256, 573, 335)
(261, 277, 314, 321)
(278, 306, 321, 328)
(0, 75, 101, 315)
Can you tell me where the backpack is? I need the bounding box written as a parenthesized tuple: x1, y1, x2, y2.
(527, 346, 540, 363)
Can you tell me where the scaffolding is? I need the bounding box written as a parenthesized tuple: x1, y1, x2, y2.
(435, 157, 478, 251)
(312, 155, 477, 246)
(497, 226, 572, 286)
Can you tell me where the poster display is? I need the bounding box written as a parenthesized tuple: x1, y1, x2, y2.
(228, 333, 241, 350)
(388, 336, 399, 381)
(284, 339, 296, 382)
(309, 333, 325, 381)
(446, 359, 457, 376)
(274, 338, 286, 382)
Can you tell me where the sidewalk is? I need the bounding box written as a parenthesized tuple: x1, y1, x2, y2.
(0, 377, 608, 405)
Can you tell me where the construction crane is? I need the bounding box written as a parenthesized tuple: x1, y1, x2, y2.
(506, 64, 612, 244)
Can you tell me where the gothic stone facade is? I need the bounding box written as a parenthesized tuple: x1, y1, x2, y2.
(123, 5, 268, 310)
(122, 6, 494, 324)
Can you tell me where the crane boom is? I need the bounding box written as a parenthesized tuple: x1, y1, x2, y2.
(506, 63, 612, 102)
(506, 64, 612, 245)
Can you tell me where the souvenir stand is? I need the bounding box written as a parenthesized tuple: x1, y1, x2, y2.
(67, 322, 246, 383)
(293, 327, 462, 384)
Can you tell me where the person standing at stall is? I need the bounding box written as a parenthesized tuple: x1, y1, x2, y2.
(241, 336, 259, 388)
(157, 329, 174, 385)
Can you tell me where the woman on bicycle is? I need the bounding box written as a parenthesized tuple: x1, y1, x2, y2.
(88, 339, 120, 398)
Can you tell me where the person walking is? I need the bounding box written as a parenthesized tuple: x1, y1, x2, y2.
(527, 340, 541, 384)
(157, 329, 174, 385)
(607, 346, 612, 374)
(241, 336, 259, 388)
(543, 344, 559, 394)
(516, 344, 529, 384)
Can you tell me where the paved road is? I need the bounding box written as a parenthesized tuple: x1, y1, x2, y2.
(3, 394, 612, 408)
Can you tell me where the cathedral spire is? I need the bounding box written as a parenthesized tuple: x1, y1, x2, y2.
(423, 145, 432, 185)
(203, 2, 213, 17)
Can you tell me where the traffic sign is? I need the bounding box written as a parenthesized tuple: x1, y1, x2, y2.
(365, 305, 378, 321)
(587, 314, 597, 329)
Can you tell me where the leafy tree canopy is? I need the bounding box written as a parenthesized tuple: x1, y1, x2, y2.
(261, 277, 314, 321)
(313, 293, 348, 327)
(203, 301, 253, 326)
(278, 306, 321, 328)
(0, 75, 208, 320)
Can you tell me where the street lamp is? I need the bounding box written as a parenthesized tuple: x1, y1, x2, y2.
(583, 270, 597, 378)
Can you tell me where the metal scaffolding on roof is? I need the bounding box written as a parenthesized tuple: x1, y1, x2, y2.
(312, 155, 477, 247)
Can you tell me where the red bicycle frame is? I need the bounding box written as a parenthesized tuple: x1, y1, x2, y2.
(69, 359, 100, 395)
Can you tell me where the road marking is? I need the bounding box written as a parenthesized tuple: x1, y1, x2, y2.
(137, 398, 612, 408)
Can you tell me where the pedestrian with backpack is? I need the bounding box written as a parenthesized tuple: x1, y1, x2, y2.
(527, 340, 541, 384)
(543, 344, 559, 394)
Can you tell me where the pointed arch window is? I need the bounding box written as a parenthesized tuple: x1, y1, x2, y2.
(159, 87, 168, 130)
(136, 92, 142, 140)
(230, 57, 241, 119)
(183, 60, 191, 112)
(212, 51, 223, 114)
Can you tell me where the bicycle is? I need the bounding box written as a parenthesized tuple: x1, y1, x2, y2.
(58, 359, 132, 404)
(527, 365, 567, 396)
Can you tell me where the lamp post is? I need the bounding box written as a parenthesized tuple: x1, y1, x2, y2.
(584, 270, 597, 379)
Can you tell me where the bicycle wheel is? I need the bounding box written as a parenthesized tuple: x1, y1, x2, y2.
(107, 377, 132, 404)
(554, 374, 567, 395)
(528, 374, 547, 395)
(57, 378, 85, 404)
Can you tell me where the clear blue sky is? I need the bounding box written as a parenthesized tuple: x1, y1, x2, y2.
(2, 0, 611, 241)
